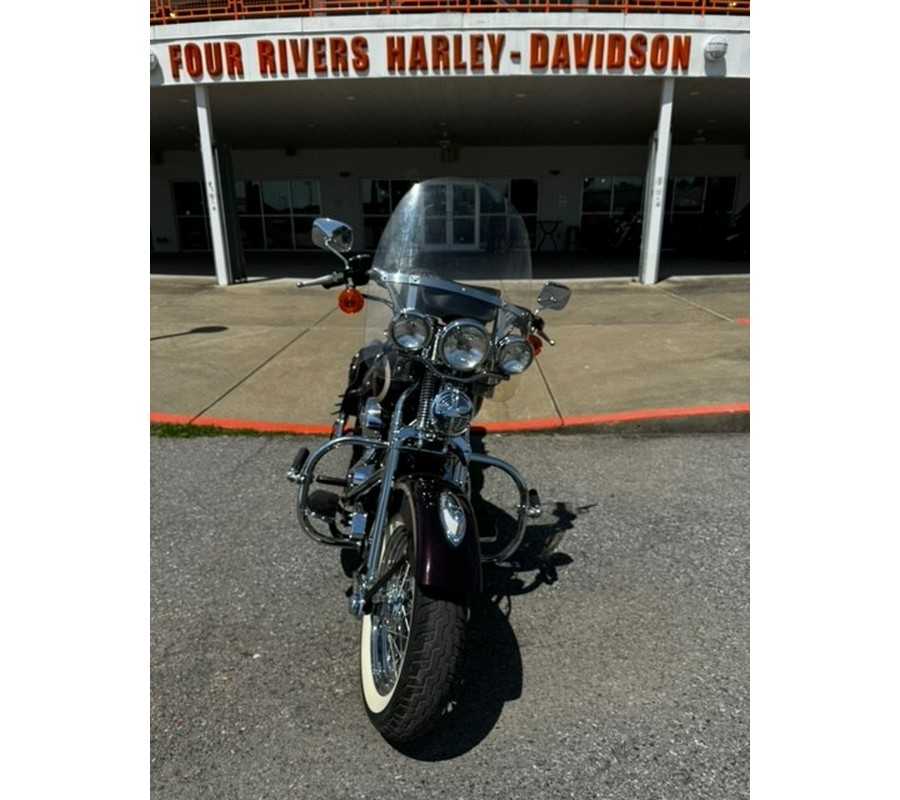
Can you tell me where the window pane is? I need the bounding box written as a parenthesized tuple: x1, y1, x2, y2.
(262, 181, 291, 214)
(423, 183, 447, 217)
(522, 216, 536, 250)
(453, 218, 475, 245)
(582, 177, 611, 214)
(173, 182, 205, 216)
(363, 217, 388, 250)
(612, 177, 643, 215)
(235, 181, 262, 214)
(294, 217, 315, 249)
(362, 180, 390, 215)
(480, 184, 506, 213)
(705, 176, 737, 215)
(239, 217, 265, 249)
(264, 216, 293, 249)
(672, 177, 705, 213)
(390, 180, 413, 209)
(481, 214, 508, 253)
(452, 184, 475, 216)
(425, 217, 446, 246)
(291, 180, 320, 214)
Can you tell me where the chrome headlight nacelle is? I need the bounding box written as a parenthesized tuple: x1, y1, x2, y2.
(389, 310, 434, 352)
(430, 386, 475, 437)
(495, 336, 535, 375)
(391, 312, 533, 378)
(437, 319, 490, 372)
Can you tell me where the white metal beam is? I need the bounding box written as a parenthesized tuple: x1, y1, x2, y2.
(638, 77, 674, 285)
(195, 85, 232, 286)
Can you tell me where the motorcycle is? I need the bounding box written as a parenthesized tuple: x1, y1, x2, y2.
(286, 178, 571, 743)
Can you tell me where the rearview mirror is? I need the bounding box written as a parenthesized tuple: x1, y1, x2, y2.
(312, 218, 354, 254)
(537, 282, 572, 311)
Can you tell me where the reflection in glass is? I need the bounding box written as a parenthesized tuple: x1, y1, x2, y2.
(453, 184, 475, 216)
(481, 214, 507, 253)
(390, 180, 413, 209)
(480, 184, 506, 213)
(453, 218, 475, 245)
(425, 217, 446, 246)
(291, 180, 320, 214)
(582, 177, 612, 213)
(262, 181, 291, 213)
(671, 177, 705, 212)
(612, 177, 643, 215)
(362, 180, 390, 215)
(424, 183, 447, 216)
(235, 181, 262, 214)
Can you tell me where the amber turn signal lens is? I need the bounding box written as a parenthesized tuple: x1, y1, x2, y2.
(528, 334, 543, 356)
(338, 287, 365, 315)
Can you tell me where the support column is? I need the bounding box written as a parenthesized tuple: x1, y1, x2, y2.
(638, 78, 675, 285)
(195, 85, 232, 286)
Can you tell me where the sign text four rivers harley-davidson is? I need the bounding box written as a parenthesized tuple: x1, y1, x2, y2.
(165, 32, 692, 81)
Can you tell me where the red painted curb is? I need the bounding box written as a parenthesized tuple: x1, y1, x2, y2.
(477, 403, 750, 433)
(151, 404, 749, 436)
(150, 413, 333, 435)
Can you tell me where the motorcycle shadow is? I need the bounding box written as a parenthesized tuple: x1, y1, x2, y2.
(393, 501, 578, 761)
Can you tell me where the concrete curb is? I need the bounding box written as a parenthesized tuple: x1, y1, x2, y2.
(149, 403, 749, 436)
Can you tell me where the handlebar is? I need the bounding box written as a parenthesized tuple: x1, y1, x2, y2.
(296, 272, 344, 289)
(297, 252, 373, 290)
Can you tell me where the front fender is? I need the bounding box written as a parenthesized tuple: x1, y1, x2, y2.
(394, 476, 482, 596)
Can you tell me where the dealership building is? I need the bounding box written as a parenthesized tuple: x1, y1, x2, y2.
(150, 1, 750, 285)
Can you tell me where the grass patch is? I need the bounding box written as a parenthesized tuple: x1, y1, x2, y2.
(151, 423, 270, 438)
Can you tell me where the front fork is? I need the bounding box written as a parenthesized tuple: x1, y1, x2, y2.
(290, 385, 542, 618)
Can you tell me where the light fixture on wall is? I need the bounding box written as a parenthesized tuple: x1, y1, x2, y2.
(339, 171, 351, 178)
(150, 51, 159, 71)
(704, 36, 728, 62)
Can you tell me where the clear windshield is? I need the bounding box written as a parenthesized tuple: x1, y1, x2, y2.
(366, 178, 533, 343)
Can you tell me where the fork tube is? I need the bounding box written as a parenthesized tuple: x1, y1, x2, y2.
(362, 386, 416, 587)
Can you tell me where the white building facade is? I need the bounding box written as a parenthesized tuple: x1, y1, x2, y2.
(150, 1, 750, 284)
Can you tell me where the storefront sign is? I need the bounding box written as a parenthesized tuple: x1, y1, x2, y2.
(161, 30, 700, 83)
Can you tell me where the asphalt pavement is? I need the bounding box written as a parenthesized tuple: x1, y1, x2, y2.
(151, 433, 750, 799)
(150, 268, 749, 434)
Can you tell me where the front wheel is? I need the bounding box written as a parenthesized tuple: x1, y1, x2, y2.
(360, 501, 467, 743)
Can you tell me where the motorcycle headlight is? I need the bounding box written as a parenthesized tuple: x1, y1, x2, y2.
(438, 320, 490, 371)
(389, 310, 433, 352)
(496, 336, 534, 375)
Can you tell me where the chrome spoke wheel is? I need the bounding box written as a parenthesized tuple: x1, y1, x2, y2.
(369, 521, 414, 696)
(359, 495, 468, 743)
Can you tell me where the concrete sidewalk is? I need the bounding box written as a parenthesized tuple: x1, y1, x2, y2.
(150, 274, 749, 434)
